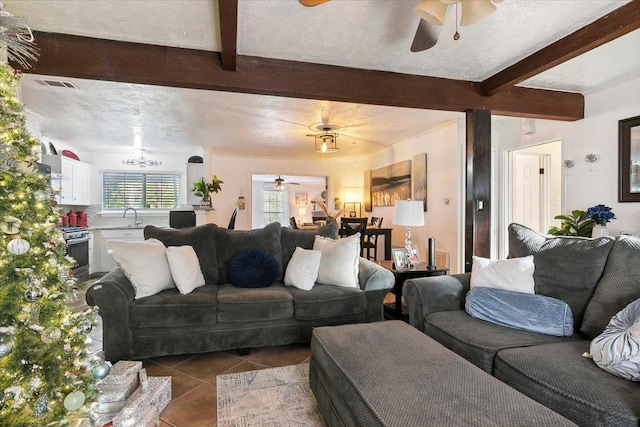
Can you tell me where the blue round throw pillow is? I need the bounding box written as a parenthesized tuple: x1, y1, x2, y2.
(228, 248, 279, 288)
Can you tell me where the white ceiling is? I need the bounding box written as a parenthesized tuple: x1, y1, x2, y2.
(7, 0, 639, 160)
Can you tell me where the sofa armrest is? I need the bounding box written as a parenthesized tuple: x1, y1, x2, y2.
(404, 273, 471, 332)
(85, 269, 135, 361)
(358, 257, 395, 292)
(358, 257, 395, 322)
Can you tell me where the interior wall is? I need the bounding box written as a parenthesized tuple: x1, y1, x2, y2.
(365, 120, 463, 273)
(210, 156, 364, 231)
(494, 74, 640, 242)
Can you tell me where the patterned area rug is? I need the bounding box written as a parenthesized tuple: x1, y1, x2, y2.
(217, 363, 327, 427)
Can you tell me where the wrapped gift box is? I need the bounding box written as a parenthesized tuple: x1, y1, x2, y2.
(100, 361, 142, 386)
(91, 399, 127, 414)
(112, 376, 171, 427)
(95, 376, 139, 403)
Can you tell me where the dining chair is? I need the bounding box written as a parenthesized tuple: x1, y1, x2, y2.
(227, 208, 238, 229)
(340, 218, 368, 256)
(362, 217, 383, 260)
(289, 217, 299, 229)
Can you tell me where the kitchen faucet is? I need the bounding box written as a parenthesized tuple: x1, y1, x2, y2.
(123, 207, 143, 227)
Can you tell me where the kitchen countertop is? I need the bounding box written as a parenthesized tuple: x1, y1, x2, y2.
(89, 225, 154, 230)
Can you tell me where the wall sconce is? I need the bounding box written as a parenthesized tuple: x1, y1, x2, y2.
(585, 154, 599, 171)
(563, 159, 575, 176)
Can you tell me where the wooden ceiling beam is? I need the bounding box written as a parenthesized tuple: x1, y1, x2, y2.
(217, 0, 238, 71)
(481, 0, 640, 96)
(17, 31, 584, 121)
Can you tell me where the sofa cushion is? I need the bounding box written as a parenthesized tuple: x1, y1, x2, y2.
(216, 283, 294, 322)
(166, 245, 206, 294)
(289, 284, 365, 320)
(228, 248, 279, 288)
(215, 222, 282, 284)
(425, 310, 576, 373)
(129, 284, 218, 328)
(281, 222, 338, 272)
(107, 238, 175, 299)
(581, 235, 640, 338)
(470, 255, 535, 294)
(466, 287, 573, 337)
(508, 223, 615, 328)
(144, 224, 219, 285)
(494, 340, 640, 426)
(590, 298, 640, 381)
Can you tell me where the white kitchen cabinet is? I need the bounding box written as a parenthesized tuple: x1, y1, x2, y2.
(58, 157, 91, 206)
(93, 228, 145, 273)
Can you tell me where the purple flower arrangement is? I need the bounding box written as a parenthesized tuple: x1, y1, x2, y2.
(586, 204, 616, 226)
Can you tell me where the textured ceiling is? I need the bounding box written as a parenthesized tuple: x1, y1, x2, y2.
(6, 0, 639, 159)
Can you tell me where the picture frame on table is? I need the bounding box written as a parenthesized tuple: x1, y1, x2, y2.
(408, 244, 421, 265)
(349, 211, 357, 218)
(392, 248, 409, 270)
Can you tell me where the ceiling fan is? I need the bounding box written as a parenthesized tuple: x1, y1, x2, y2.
(272, 175, 300, 191)
(298, 0, 502, 52)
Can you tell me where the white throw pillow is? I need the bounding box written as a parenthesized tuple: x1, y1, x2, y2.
(313, 233, 360, 288)
(166, 245, 206, 295)
(107, 238, 175, 299)
(470, 255, 535, 294)
(284, 247, 322, 291)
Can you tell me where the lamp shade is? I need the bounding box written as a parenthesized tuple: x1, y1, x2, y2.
(460, 0, 497, 27)
(414, 0, 448, 26)
(393, 200, 425, 227)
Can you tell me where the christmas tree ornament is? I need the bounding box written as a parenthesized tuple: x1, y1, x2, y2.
(1, 215, 21, 234)
(63, 390, 85, 411)
(7, 237, 30, 255)
(92, 362, 110, 380)
(0, 341, 12, 358)
(33, 395, 48, 418)
(79, 321, 92, 334)
(24, 286, 43, 302)
(40, 327, 61, 344)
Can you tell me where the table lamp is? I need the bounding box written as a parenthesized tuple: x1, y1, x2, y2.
(393, 200, 425, 264)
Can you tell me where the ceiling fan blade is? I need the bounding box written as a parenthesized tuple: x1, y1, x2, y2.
(299, 0, 330, 7)
(410, 19, 441, 52)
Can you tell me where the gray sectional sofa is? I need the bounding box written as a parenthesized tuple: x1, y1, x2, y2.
(404, 224, 640, 426)
(86, 222, 394, 362)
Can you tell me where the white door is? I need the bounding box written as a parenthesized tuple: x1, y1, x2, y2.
(512, 153, 542, 230)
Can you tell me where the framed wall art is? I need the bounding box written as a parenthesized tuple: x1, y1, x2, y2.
(371, 160, 411, 207)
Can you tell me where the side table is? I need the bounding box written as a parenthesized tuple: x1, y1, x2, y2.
(377, 260, 448, 320)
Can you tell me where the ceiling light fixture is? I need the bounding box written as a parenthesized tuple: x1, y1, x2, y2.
(414, 0, 502, 41)
(314, 128, 339, 153)
(274, 176, 286, 191)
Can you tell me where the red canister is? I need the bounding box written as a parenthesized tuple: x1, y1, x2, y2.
(61, 214, 69, 227)
(77, 211, 88, 227)
(67, 212, 77, 227)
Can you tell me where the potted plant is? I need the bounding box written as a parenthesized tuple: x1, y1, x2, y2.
(193, 175, 224, 208)
(547, 210, 595, 237)
(586, 204, 616, 237)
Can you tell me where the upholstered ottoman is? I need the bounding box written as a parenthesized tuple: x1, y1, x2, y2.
(309, 321, 576, 427)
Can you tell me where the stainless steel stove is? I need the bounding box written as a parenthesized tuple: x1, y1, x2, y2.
(59, 227, 91, 282)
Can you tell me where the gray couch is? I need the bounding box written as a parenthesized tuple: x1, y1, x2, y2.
(404, 224, 640, 426)
(86, 222, 394, 362)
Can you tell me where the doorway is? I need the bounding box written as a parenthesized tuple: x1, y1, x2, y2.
(505, 139, 562, 243)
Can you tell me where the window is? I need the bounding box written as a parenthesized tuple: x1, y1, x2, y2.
(263, 189, 286, 224)
(103, 172, 179, 210)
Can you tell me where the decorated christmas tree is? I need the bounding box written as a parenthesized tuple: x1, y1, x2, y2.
(0, 63, 101, 424)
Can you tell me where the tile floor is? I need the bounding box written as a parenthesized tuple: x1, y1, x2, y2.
(73, 279, 398, 426)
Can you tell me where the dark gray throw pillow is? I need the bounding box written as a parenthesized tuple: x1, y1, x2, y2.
(144, 224, 219, 284)
(466, 287, 573, 337)
(581, 235, 640, 338)
(508, 223, 615, 328)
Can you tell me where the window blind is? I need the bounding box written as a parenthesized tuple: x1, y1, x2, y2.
(103, 172, 179, 210)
